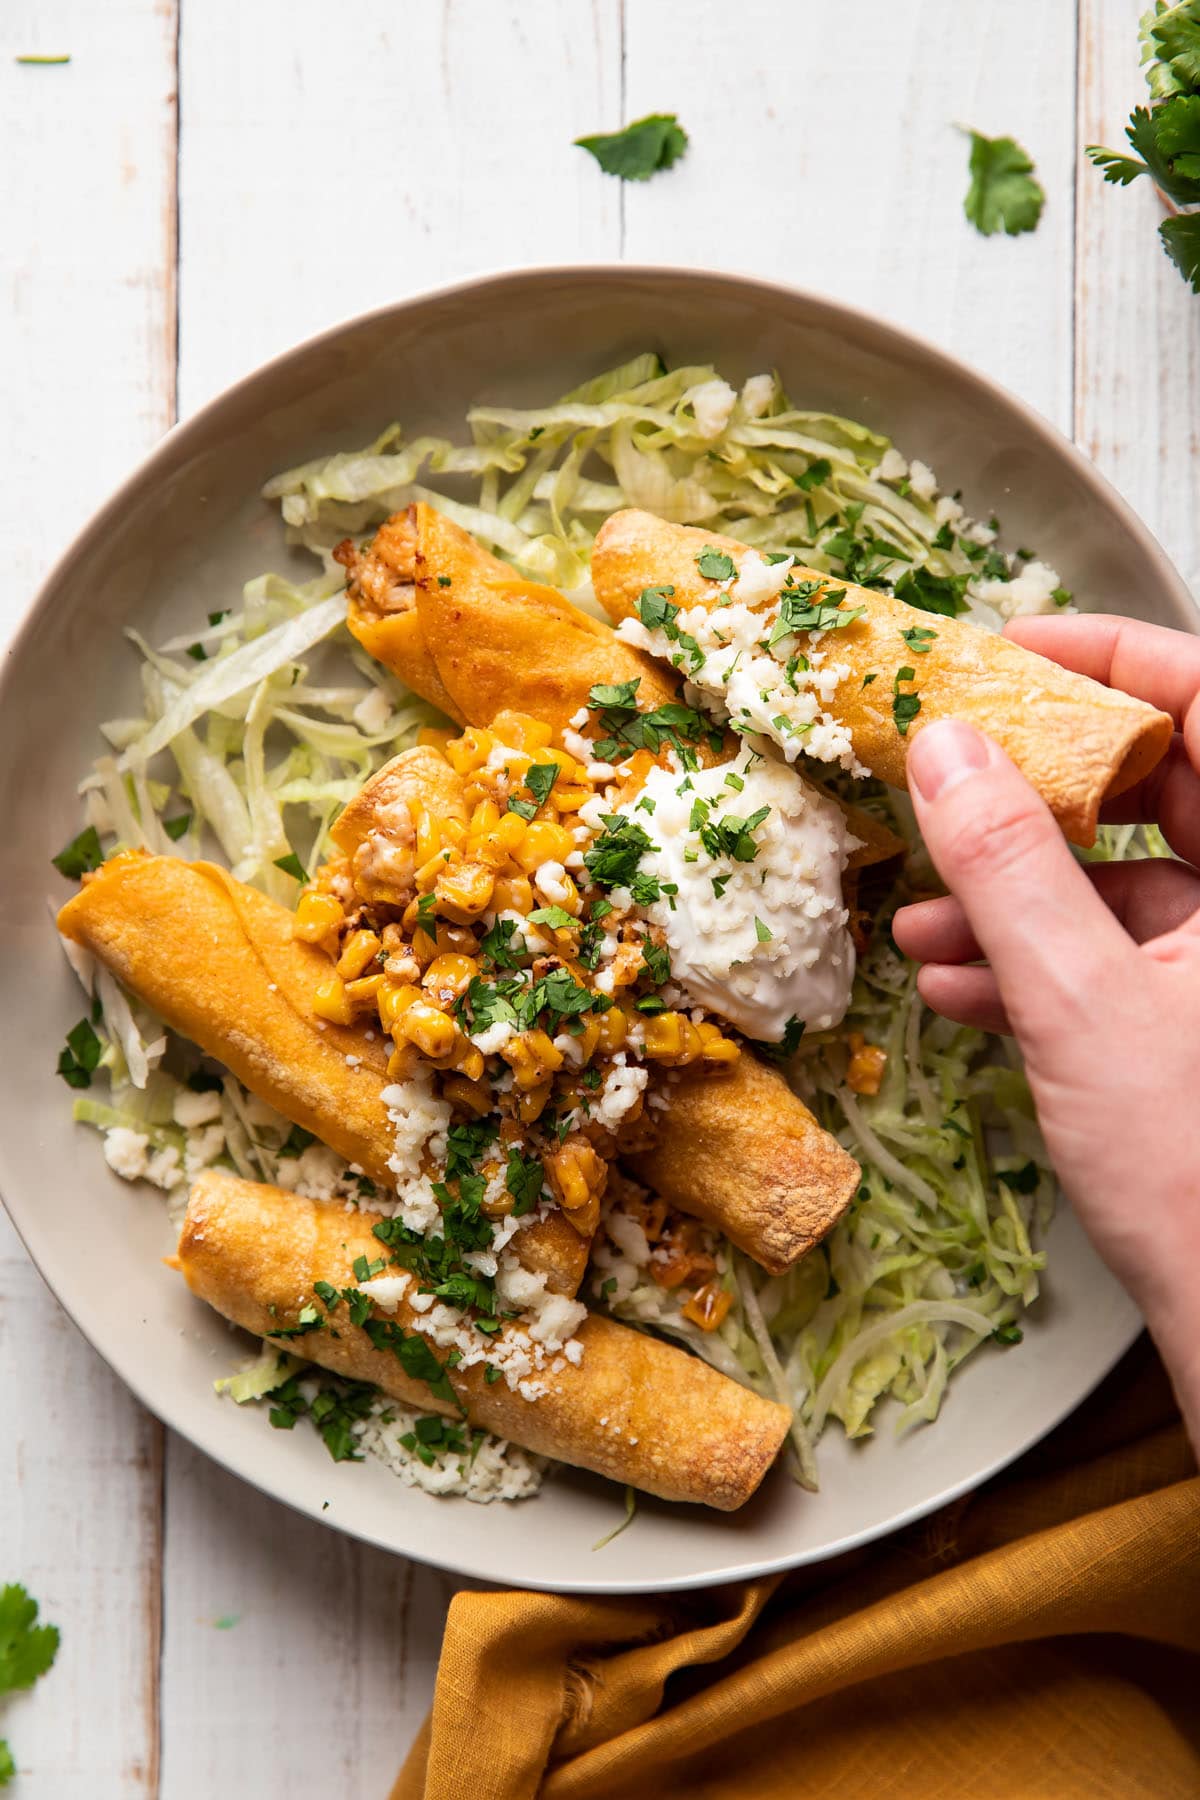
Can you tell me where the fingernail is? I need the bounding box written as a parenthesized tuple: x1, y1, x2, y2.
(908, 719, 990, 802)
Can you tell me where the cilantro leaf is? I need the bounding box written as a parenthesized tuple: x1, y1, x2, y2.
(51, 824, 103, 878)
(1090, 104, 1200, 208)
(479, 916, 523, 970)
(997, 1160, 1041, 1195)
(894, 566, 969, 618)
(505, 1148, 546, 1216)
(961, 128, 1045, 237)
(273, 852, 306, 882)
(794, 457, 833, 492)
(523, 763, 560, 810)
(0, 1585, 60, 1694)
(695, 548, 736, 580)
(754, 1015, 805, 1062)
(583, 815, 658, 890)
(1150, 5, 1200, 92)
(1161, 212, 1200, 292)
(528, 905, 577, 931)
(0, 1740, 13, 1785)
(892, 666, 922, 737)
(163, 813, 192, 841)
(900, 625, 938, 654)
(636, 584, 678, 628)
(56, 1017, 102, 1089)
(574, 112, 689, 182)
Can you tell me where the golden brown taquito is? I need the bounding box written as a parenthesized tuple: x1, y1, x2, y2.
(176, 1171, 792, 1510)
(345, 503, 680, 737)
(57, 851, 587, 1296)
(622, 1056, 859, 1275)
(591, 509, 1173, 848)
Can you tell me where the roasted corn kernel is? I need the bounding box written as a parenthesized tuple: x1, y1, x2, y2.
(681, 1282, 733, 1332)
(336, 929, 382, 980)
(435, 859, 495, 923)
(293, 890, 344, 944)
(312, 973, 354, 1025)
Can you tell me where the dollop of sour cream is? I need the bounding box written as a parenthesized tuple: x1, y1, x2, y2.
(617, 752, 858, 1041)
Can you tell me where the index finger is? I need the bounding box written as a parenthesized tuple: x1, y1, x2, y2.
(1004, 614, 1200, 747)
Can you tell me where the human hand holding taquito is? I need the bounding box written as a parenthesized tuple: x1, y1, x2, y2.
(892, 616, 1200, 1453)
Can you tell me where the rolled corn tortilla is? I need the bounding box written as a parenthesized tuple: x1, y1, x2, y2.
(57, 850, 587, 1296)
(176, 1170, 792, 1511)
(626, 1054, 860, 1275)
(343, 502, 869, 1268)
(590, 509, 1174, 848)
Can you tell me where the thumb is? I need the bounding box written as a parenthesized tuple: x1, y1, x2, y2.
(906, 720, 1131, 1031)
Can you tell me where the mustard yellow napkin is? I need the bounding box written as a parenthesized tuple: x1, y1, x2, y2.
(394, 1342, 1199, 1800)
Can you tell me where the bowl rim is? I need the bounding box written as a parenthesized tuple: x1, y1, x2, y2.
(1, 261, 1188, 1592)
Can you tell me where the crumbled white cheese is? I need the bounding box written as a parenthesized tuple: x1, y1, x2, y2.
(278, 1141, 345, 1201)
(591, 1062, 649, 1130)
(172, 1087, 222, 1128)
(731, 550, 793, 608)
(908, 459, 938, 503)
(971, 559, 1062, 618)
(470, 1019, 516, 1056)
(103, 1126, 149, 1181)
(356, 1272, 412, 1312)
(381, 1070, 452, 1231)
(616, 751, 857, 1037)
(935, 494, 965, 529)
(873, 447, 909, 482)
(739, 372, 776, 418)
(617, 586, 865, 775)
(534, 860, 571, 906)
(689, 377, 737, 439)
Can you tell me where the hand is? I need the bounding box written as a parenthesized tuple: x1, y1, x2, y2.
(891, 615, 1200, 1449)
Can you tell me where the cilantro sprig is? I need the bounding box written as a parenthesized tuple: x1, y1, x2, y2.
(1087, 9, 1200, 292)
(0, 1582, 61, 1786)
(586, 676, 714, 767)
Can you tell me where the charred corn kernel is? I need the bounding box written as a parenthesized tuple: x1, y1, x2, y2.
(398, 1001, 460, 1061)
(642, 1012, 686, 1060)
(384, 950, 422, 984)
(596, 1008, 628, 1054)
(293, 890, 344, 943)
(681, 1282, 733, 1332)
(453, 1045, 485, 1083)
(435, 922, 477, 957)
(378, 979, 423, 1032)
(493, 811, 528, 853)
(546, 1139, 607, 1212)
(491, 709, 552, 752)
(422, 953, 477, 1002)
(471, 829, 518, 871)
(516, 1079, 553, 1126)
(846, 1033, 887, 1096)
(417, 726, 455, 753)
(492, 873, 533, 914)
(344, 972, 384, 1011)
(312, 974, 354, 1025)
(414, 808, 443, 865)
(514, 821, 576, 872)
(336, 929, 382, 980)
(410, 925, 439, 968)
(468, 798, 502, 836)
(441, 819, 467, 850)
(608, 941, 647, 990)
(550, 783, 591, 815)
(481, 1185, 515, 1219)
(445, 725, 494, 775)
(435, 859, 495, 923)
(442, 1074, 492, 1117)
(573, 1020, 601, 1063)
(567, 1193, 602, 1239)
(696, 1021, 740, 1065)
(386, 1042, 419, 1082)
(415, 850, 451, 893)
(501, 1029, 564, 1090)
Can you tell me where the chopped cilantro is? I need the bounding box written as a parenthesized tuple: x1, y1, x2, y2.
(506, 796, 538, 821)
(754, 917, 774, 943)
(641, 939, 671, 985)
(479, 916, 522, 969)
(586, 677, 712, 765)
(894, 567, 970, 618)
(281, 1124, 315, 1157)
(636, 584, 678, 627)
(436, 574, 452, 588)
(1052, 586, 1073, 608)
(523, 762, 560, 809)
(755, 1015, 805, 1062)
(574, 112, 689, 182)
(961, 128, 1045, 237)
(56, 1017, 102, 1089)
(892, 666, 922, 737)
(186, 642, 208, 662)
(584, 814, 658, 890)
(363, 1318, 458, 1407)
(506, 1149, 546, 1216)
(268, 1302, 323, 1341)
(51, 824, 103, 878)
(163, 813, 192, 841)
(997, 1160, 1041, 1194)
(352, 1254, 385, 1283)
(723, 771, 744, 792)
(900, 625, 938, 655)
(0, 1580, 61, 1791)
(862, 671, 879, 687)
(273, 852, 306, 882)
(991, 1322, 1025, 1346)
(695, 548, 736, 580)
(794, 457, 833, 492)
(767, 582, 863, 648)
(528, 905, 576, 931)
(699, 805, 769, 864)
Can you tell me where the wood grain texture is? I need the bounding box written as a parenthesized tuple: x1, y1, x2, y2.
(176, 0, 623, 413)
(0, 2, 177, 1794)
(623, 0, 1078, 429)
(1076, 0, 1200, 601)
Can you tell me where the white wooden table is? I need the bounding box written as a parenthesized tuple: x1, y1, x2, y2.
(1, 2, 1196, 1792)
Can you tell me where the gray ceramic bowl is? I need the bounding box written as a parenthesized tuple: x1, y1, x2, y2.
(2, 267, 1194, 1593)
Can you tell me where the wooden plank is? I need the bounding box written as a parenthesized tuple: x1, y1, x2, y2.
(175, 0, 624, 414)
(1076, 0, 1200, 600)
(0, 3, 178, 1794)
(622, 0, 1078, 430)
(161, 4, 621, 1789)
(159, 1441, 454, 1798)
